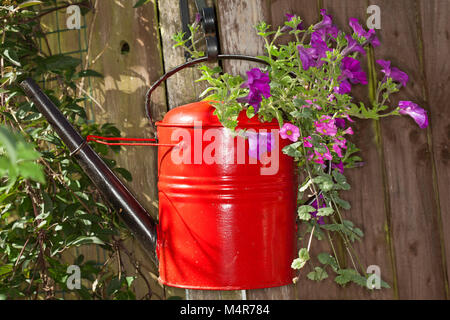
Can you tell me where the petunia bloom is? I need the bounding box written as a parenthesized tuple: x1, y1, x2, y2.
(349, 17, 380, 47)
(313, 9, 339, 40)
(297, 46, 318, 71)
(335, 118, 346, 129)
(398, 101, 428, 129)
(332, 161, 344, 174)
(376, 60, 409, 87)
(284, 13, 303, 31)
(309, 194, 326, 225)
(314, 115, 338, 136)
(237, 68, 271, 112)
(280, 123, 300, 142)
(341, 35, 366, 56)
(339, 57, 368, 85)
(303, 136, 313, 148)
(332, 138, 347, 158)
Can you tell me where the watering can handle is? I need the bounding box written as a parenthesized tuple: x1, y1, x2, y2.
(145, 54, 332, 207)
(144, 54, 270, 130)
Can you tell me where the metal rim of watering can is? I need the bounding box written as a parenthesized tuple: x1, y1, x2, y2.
(144, 53, 332, 208)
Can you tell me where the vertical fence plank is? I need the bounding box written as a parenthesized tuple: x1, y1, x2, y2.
(314, 0, 397, 299)
(368, 0, 446, 299)
(418, 0, 450, 298)
(84, 0, 167, 299)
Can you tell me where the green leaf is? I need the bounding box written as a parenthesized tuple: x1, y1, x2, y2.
(313, 175, 335, 192)
(307, 267, 328, 281)
(297, 205, 315, 221)
(2, 49, 21, 66)
(17, 161, 45, 183)
(16, 143, 41, 161)
(42, 54, 81, 72)
(291, 248, 310, 270)
(75, 69, 103, 79)
(0, 126, 18, 162)
(133, 0, 151, 8)
(333, 196, 351, 210)
(317, 253, 339, 272)
(16, 1, 42, 10)
(317, 207, 334, 216)
(113, 167, 132, 182)
(335, 269, 367, 287)
(71, 236, 105, 246)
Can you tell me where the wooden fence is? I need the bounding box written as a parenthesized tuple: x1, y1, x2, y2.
(44, 0, 449, 299)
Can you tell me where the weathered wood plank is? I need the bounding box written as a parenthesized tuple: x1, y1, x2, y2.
(82, 0, 167, 299)
(369, 0, 446, 299)
(314, 0, 397, 300)
(217, 0, 271, 77)
(418, 0, 450, 298)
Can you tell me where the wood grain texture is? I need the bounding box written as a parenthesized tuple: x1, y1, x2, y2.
(217, 0, 271, 77)
(418, 0, 450, 298)
(313, 0, 397, 300)
(369, 0, 447, 299)
(79, 0, 168, 299)
(158, 0, 211, 110)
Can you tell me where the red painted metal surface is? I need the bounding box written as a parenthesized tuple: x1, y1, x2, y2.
(156, 101, 297, 290)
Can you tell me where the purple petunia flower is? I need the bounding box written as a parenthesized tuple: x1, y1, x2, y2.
(242, 68, 271, 98)
(335, 57, 367, 94)
(246, 131, 274, 160)
(237, 68, 271, 112)
(314, 9, 333, 31)
(341, 35, 366, 56)
(284, 13, 303, 31)
(195, 12, 202, 24)
(339, 57, 368, 85)
(376, 60, 409, 87)
(343, 126, 354, 135)
(314, 115, 338, 137)
(297, 46, 318, 71)
(297, 33, 332, 70)
(398, 101, 428, 129)
(349, 17, 380, 47)
(334, 79, 352, 95)
(332, 161, 344, 174)
(313, 9, 339, 41)
(279, 123, 300, 142)
(335, 118, 346, 129)
(309, 194, 326, 225)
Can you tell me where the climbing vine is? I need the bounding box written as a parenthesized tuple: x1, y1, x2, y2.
(0, 0, 156, 300)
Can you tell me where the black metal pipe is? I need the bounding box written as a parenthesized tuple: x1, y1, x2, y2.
(20, 78, 158, 264)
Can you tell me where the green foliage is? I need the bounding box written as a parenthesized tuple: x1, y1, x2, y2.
(0, 1, 154, 300)
(173, 12, 394, 291)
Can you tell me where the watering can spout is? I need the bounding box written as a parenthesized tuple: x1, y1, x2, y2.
(20, 78, 158, 264)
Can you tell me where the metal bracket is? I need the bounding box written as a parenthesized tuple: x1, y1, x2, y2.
(179, 0, 219, 62)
